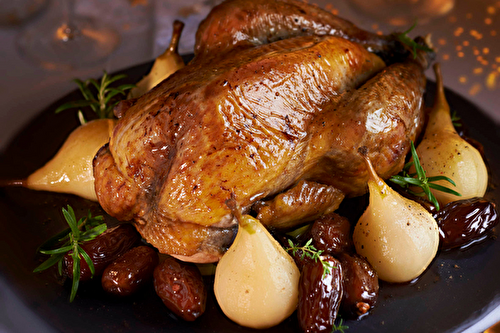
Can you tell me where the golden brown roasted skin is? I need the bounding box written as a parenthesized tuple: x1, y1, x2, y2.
(302, 59, 427, 197)
(94, 35, 387, 262)
(254, 180, 346, 229)
(195, 0, 405, 62)
(94, 0, 429, 263)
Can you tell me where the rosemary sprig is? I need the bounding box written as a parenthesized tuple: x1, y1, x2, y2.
(397, 21, 434, 59)
(331, 318, 349, 333)
(55, 71, 135, 123)
(285, 238, 334, 277)
(389, 141, 461, 211)
(34, 205, 107, 302)
(451, 110, 462, 128)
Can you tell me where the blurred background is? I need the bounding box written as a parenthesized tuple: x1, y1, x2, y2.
(1, 0, 499, 151)
(0, 0, 499, 332)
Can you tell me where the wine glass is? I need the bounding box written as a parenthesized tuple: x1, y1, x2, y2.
(0, 0, 48, 26)
(16, 0, 120, 70)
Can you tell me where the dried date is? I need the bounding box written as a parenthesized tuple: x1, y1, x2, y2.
(298, 254, 343, 333)
(310, 213, 352, 254)
(153, 255, 207, 321)
(339, 253, 378, 319)
(63, 223, 140, 281)
(433, 197, 498, 249)
(102, 246, 159, 296)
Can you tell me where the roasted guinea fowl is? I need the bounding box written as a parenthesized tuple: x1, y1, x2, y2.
(194, 0, 405, 62)
(94, 0, 431, 263)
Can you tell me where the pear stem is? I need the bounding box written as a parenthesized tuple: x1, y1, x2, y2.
(358, 147, 385, 189)
(0, 179, 26, 187)
(433, 63, 446, 110)
(168, 20, 184, 54)
(426, 63, 454, 134)
(225, 193, 256, 232)
(225, 193, 242, 219)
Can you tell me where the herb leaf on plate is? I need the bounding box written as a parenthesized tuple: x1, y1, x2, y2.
(34, 205, 107, 302)
(285, 238, 334, 278)
(397, 21, 434, 59)
(55, 71, 135, 123)
(389, 141, 461, 211)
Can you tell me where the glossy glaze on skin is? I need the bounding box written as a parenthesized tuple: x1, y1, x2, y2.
(195, 0, 405, 62)
(254, 180, 345, 229)
(303, 59, 426, 198)
(94, 35, 388, 262)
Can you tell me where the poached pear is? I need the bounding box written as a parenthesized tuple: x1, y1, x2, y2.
(413, 63, 487, 205)
(127, 20, 185, 99)
(24, 119, 115, 201)
(214, 207, 300, 329)
(353, 153, 439, 283)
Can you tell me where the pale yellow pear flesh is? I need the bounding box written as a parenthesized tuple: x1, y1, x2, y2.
(416, 132, 488, 204)
(353, 157, 439, 283)
(214, 214, 300, 329)
(26, 119, 116, 201)
(127, 20, 185, 99)
(414, 63, 488, 205)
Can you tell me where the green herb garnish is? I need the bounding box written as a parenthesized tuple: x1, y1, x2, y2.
(397, 21, 434, 59)
(331, 318, 349, 333)
(55, 71, 135, 123)
(389, 141, 461, 211)
(451, 110, 462, 128)
(285, 238, 334, 278)
(34, 205, 107, 302)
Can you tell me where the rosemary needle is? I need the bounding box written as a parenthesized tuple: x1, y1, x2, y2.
(389, 141, 461, 211)
(34, 205, 107, 302)
(55, 71, 135, 123)
(396, 21, 434, 59)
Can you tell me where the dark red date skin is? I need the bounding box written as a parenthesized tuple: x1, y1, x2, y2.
(64, 223, 140, 281)
(153, 255, 206, 321)
(338, 253, 378, 319)
(102, 246, 159, 296)
(433, 197, 499, 250)
(310, 213, 353, 254)
(298, 255, 343, 333)
(290, 249, 313, 272)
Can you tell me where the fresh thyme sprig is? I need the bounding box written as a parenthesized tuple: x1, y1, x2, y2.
(389, 141, 461, 211)
(285, 238, 334, 277)
(33, 205, 107, 302)
(331, 318, 349, 333)
(55, 71, 135, 123)
(397, 21, 434, 59)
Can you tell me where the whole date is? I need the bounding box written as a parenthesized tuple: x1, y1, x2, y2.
(153, 255, 207, 321)
(434, 197, 498, 249)
(102, 245, 159, 296)
(63, 223, 140, 281)
(298, 254, 343, 333)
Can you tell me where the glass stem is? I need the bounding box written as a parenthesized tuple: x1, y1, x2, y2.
(65, 0, 75, 25)
(58, 0, 79, 41)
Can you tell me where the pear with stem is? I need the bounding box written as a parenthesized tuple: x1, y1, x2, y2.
(214, 197, 300, 329)
(7, 119, 116, 201)
(413, 63, 488, 205)
(353, 152, 439, 283)
(127, 20, 185, 99)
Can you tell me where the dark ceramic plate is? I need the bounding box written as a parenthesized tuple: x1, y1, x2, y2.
(1, 61, 499, 333)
